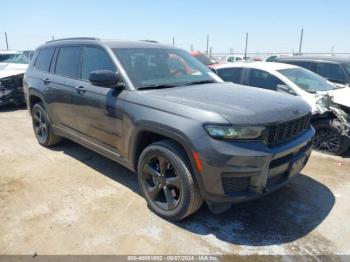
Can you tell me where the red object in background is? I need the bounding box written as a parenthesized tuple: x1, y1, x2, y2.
(190, 51, 224, 67)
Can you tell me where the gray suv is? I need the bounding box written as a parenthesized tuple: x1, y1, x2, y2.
(24, 38, 314, 220)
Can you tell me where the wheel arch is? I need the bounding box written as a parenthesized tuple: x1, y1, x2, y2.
(129, 124, 204, 190)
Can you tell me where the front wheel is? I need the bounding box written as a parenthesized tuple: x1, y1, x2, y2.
(312, 118, 350, 156)
(137, 140, 203, 221)
(32, 103, 61, 147)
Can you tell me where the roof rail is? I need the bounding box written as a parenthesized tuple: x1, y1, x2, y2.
(45, 37, 100, 44)
(140, 40, 159, 43)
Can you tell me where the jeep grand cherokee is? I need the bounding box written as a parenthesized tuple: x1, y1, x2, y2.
(23, 38, 315, 221)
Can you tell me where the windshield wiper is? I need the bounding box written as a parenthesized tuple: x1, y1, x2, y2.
(138, 84, 178, 90)
(184, 80, 216, 86)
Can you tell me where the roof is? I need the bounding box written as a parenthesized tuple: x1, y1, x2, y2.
(40, 37, 175, 50)
(275, 55, 350, 63)
(211, 61, 297, 71)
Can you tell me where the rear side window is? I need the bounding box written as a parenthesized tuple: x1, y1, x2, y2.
(247, 69, 284, 91)
(81, 47, 115, 80)
(315, 63, 347, 82)
(55, 47, 82, 79)
(287, 61, 312, 70)
(34, 48, 55, 72)
(217, 68, 243, 84)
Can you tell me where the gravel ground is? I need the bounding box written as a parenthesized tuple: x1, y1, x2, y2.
(0, 105, 350, 256)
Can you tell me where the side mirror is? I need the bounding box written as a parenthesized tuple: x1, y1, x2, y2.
(89, 70, 124, 88)
(277, 84, 296, 95)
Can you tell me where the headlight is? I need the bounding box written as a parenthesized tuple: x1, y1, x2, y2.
(0, 74, 23, 90)
(205, 125, 267, 140)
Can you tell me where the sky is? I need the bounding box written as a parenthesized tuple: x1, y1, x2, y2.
(1, 0, 350, 54)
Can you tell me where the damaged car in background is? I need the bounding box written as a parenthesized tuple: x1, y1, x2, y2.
(0, 51, 29, 106)
(210, 62, 350, 155)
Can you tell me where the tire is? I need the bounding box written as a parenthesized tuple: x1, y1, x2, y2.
(137, 140, 203, 221)
(32, 102, 61, 147)
(312, 118, 350, 156)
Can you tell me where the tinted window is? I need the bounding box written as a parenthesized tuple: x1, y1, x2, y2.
(286, 61, 312, 70)
(55, 47, 81, 78)
(34, 48, 55, 72)
(315, 63, 346, 82)
(113, 48, 218, 89)
(217, 68, 243, 84)
(81, 47, 115, 80)
(248, 69, 284, 90)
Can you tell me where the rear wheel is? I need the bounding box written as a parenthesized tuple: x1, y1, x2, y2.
(137, 140, 203, 221)
(32, 103, 61, 147)
(312, 118, 350, 155)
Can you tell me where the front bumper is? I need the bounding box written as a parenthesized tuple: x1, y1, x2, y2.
(195, 127, 315, 203)
(0, 87, 25, 106)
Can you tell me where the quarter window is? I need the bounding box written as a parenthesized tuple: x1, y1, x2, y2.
(55, 47, 81, 79)
(81, 47, 115, 80)
(248, 69, 284, 90)
(34, 48, 55, 72)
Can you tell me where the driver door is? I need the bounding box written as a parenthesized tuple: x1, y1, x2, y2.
(72, 46, 127, 155)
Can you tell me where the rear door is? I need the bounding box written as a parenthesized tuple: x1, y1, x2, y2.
(47, 46, 82, 130)
(73, 46, 126, 155)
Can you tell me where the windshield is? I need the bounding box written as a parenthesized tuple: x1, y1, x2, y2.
(0, 53, 29, 64)
(113, 48, 220, 89)
(278, 67, 337, 93)
(193, 53, 216, 66)
(344, 63, 350, 77)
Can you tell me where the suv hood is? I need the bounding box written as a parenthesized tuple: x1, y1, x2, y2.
(145, 83, 311, 125)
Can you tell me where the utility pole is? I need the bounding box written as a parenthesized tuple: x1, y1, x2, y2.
(52, 36, 55, 41)
(172, 37, 175, 46)
(5, 32, 9, 50)
(298, 28, 304, 54)
(209, 46, 212, 57)
(206, 34, 209, 55)
(190, 44, 194, 52)
(244, 32, 248, 59)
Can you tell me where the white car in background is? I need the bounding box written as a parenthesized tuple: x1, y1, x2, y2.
(210, 62, 350, 155)
(0, 51, 29, 106)
(225, 55, 250, 63)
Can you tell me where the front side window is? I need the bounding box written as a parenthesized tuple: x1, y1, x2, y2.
(55, 47, 81, 79)
(81, 47, 115, 80)
(315, 63, 347, 82)
(248, 69, 284, 90)
(34, 48, 55, 72)
(113, 48, 219, 89)
(278, 67, 337, 93)
(217, 68, 243, 84)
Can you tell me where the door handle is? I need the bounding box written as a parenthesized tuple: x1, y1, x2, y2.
(74, 86, 86, 93)
(43, 78, 50, 85)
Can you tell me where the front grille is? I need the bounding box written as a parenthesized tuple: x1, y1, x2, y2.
(222, 176, 250, 194)
(267, 114, 311, 147)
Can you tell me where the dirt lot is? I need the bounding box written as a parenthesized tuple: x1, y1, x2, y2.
(0, 105, 350, 256)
